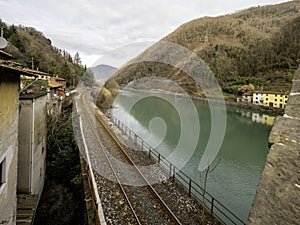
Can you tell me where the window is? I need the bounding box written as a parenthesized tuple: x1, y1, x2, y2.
(275, 94, 277, 97)
(280, 99, 282, 102)
(0, 158, 6, 187)
(275, 99, 277, 101)
(266, 98, 269, 101)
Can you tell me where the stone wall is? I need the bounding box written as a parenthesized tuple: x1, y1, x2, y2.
(247, 68, 300, 224)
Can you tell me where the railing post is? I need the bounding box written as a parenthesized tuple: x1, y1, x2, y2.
(172, 166, 175, 181)
(134, 134, 137, 143)
(158, 154, 160, 164)
(169, 163, 172, 177)
(149, 148, 151, 158)
(141, 140, 144, 150)
(211, 197, 214, 217)
(189, 179, 192, 197)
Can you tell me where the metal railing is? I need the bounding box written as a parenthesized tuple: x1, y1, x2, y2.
(109, 114, 246, 225)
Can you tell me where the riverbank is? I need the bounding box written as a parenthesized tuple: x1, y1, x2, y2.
(121, 87, 283, 115)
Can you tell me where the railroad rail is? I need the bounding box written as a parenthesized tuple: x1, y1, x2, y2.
(107, 112, 247, 225)
(77, 91, 182, 225)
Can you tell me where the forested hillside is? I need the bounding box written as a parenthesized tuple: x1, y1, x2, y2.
(0, 20, 86, 87)
(98, 0, 300, 108)
(164, 0, 300, 93)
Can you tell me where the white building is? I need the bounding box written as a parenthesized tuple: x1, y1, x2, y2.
(253, 92, 264, 105)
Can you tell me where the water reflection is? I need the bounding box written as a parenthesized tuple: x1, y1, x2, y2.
(112, 90, 272, 222)
(236, 109, 276, 126)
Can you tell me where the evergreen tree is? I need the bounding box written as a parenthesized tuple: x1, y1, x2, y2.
(73, 52, 81, 65)
(81, 69, 96, 86)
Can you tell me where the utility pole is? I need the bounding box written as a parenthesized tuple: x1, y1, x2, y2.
(31, 57, 34, 70)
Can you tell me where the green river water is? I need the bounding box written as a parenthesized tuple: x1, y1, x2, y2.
(112, 89, 274, 223)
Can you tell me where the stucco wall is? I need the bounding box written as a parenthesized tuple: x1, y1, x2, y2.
(0, 71, 19, 225)
(18, 100, 32, 193)
(18, 94, 47, 196)
(248, 68, 300, 224)
(32, 94, 47, 195)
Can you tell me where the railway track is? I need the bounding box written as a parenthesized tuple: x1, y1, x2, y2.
(77, 90, 182, 225)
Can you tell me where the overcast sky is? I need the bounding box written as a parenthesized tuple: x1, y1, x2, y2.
(0, 0, 288, 67)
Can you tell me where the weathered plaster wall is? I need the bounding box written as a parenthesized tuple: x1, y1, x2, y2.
(18, 100, 32, 193)
(248, 68, 300, 224)
(0, 72, 19, 225)
(32, 94, 47, 195)
(18, 94, 47, 196)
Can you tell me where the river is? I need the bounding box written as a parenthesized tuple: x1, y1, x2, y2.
(111, 89, 274, 223)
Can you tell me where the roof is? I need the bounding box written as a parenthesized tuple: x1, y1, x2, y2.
(23, 68, 50, 77)
(53, 77, 66, 81)
(253, 91, 289, 95)
(48, 80, 63, 88)
(0, 50, 15, 60)
(19, 90, 48, 99)
(0, 60, 37, 77)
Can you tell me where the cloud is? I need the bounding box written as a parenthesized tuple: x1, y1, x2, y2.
(0, 0, 288, 66)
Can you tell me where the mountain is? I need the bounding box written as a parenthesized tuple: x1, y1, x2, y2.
(0, 19, 85, 87)
(89, 64, 117, 81)
(96, 0, 300, 108)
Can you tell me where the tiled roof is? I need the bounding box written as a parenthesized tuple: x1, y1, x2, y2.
(23, 68, 50, 76)
(0, 60, 37, 77)
(48, 80, 63, 88)
(0, 50, 15, 60)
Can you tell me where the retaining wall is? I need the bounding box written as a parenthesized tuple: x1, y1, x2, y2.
(247, 68, 300, 224)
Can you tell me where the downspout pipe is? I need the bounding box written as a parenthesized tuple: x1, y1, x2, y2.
(30, 98, 35, 194)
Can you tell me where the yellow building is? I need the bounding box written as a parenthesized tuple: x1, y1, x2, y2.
(263, 93, 288, 109)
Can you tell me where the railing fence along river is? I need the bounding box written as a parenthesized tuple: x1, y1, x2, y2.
(108, 113, 246, 225)
(109, 89, 273, 225)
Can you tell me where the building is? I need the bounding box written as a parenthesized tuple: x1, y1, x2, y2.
(52, 76, 66, 90)
(0, 54, 36, 225)
(237, 92, 253, 103)
(22, 68, 51, 83)
(253, 92, 264, 105)
(263, 93, 288, 109)
(20, 69, 50, 94)
(18, 92, 47, 196)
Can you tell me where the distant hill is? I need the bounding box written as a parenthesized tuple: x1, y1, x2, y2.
(0, 19, 86, 87)
(89, 64, 117, 81)
(97, 0, 300, 108)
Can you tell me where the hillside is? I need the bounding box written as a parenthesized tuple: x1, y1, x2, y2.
(89, 64, 117, 82)
(98, 0, 300, 108)
(0, 20, 86, 87)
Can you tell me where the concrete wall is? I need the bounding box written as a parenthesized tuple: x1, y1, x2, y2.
(0, 71, 19, 225)
(18, 94, 47, 196)
(248, 68, 300, 224)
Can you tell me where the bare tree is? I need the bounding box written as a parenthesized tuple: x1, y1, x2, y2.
(199, 158, 221, 224)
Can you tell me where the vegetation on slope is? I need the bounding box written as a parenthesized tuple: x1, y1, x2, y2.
(98, 1, 300, 108)
(0, 19, 86, 87)
(34, 102, 85, 225)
